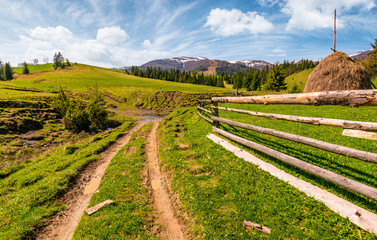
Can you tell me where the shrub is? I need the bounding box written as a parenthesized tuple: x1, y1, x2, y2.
(52, 88, 109, 133)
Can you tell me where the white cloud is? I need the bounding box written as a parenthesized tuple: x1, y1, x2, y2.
(205, 8, 273, 36)
(96, 26, 129, 45)
(16, 26, 169, 67)
(282, 0, 376, 30)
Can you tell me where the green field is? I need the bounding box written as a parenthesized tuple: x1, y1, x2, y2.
(12, 63, 55, 74)
(1, 63, 376, 238)
(158, 108, 375, 239)
(284, 68, 314, 93)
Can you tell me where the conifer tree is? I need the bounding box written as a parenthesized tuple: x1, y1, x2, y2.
(4, 62, 13, 80)
(22, 62, 29, 74)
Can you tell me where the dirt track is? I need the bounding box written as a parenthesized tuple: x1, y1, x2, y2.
(37, 122, 145, 240)
(145, 121, 188, 240)
(37, 119, 188, 240)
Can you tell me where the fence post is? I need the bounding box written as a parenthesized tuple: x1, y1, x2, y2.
(213, 100, 219, 127)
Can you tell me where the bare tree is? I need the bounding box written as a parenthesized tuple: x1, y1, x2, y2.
(43, 57, 49, 64)
(33, 58, 39, 65)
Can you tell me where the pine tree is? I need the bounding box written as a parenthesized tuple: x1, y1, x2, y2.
(22, 62, 29, 74)
(53, 52, 64, 68)
(263, 64, 286, 91)
(4, 62, 13, 80)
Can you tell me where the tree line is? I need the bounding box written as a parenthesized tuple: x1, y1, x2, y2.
(127, 66, 225, 87)
(126, 59, 318, 91)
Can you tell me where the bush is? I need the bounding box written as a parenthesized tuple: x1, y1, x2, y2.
(52, 88, 109, 133)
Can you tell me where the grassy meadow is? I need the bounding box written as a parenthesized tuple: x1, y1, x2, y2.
(1, 63, 377, 238)
(158, 107, 376, 239)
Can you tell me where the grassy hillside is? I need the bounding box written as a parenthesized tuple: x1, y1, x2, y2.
(158, 108, 376, 239)
(284, 68, 313, 93)
(12, 64, 55, 74)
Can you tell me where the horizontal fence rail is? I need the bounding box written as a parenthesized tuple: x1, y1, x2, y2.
(213, 127, 377, 202)
(197, 89, 377, 203)
(212, 116, 377, 164)
(212, 106, 377, 132)
(211, 89, 377, 107)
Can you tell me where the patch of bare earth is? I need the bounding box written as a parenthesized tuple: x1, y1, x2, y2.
(36, 122, 145, 240)
(204, 60, 218, 75)
(145, 120, 188, 240)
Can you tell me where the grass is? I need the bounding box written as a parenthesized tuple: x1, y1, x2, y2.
(9, 64, 231, 94)
(211, 103, 377, 213)
(12, 64, 55, 74)
(0, 120, 134, 239)
(158, 107, 375, 239)
(284, 68, 314, 93)
(73, 124, 157, 240)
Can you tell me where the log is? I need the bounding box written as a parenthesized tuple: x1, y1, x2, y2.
(197, 111, 214, 123)
(198, 98, 212, 103)
(213, 106, 377, 132)
(211, 90, 377, 107)
(212, 116, 377, 164)
(85, 200, 114, 215)
(208, 134, 377, 235)
(342, 129, 377, 140)
(212, 127, 377, 201)
(243, 220, 271, 234)
(197, 105, 213, 114)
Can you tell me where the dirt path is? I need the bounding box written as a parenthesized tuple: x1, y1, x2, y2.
(37, 122, 146, 240)
(145, 121, 188, 240)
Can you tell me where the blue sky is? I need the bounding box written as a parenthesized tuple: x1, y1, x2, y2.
(0, 0, 376, 67)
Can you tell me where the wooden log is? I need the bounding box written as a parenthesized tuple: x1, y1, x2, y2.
(342, 129, 377, 140)
(212, 127, 377, 201)
(243, 220, 271, 234)
(197, 105, 213, 114)
(208, 134, 377, 235)
(211, 90, 377, 107)
(198, 98, 212, 103)
(212, 116, 377, 164)
(197, 111, 214, 123)
(213, 106, 377, 132)
(85, 200, 114, 215)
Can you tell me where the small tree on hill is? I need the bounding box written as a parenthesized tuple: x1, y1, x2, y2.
(53, 52, 64, 69)
(263, 64, 287, 91)
(4, 62, 13, 80)
(22, 62, 29, 74)
(33, 58, 38, 65)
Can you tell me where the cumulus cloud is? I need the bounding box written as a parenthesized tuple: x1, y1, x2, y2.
(96, 26, 129, 45)
(282, 0, 376, 30)
(205, 8, 273, 36)
(17, 25, 169, 67)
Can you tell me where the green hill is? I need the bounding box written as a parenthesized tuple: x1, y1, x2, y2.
(284, 68, 314, 93)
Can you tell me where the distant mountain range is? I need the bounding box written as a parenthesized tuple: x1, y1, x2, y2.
(119, 49, 373, 74)
(119, 56, 272, 75)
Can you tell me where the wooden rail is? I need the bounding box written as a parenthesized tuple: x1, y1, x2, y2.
(212, 106, 377, 131)
(212, 116, 377, 163)
(211, 89, 377, 107)
(197, 90, 377, 204)
(213, 127, 377, 201)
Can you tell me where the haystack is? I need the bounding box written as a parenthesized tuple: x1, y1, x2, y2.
(303, 51, 371, 93)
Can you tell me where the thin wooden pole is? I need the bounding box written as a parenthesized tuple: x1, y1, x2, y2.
(198, 111, 214, 123)
(213, 127, 377, 201)
(212, 106, 377, 132)
(213, 101, 219, 128)
(333, 9, 336, 52)
(197, 105, 213, 114)
(212, 116, 377, 163)
(211, 89, 377, 106)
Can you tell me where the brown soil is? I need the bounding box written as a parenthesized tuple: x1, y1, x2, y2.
(36, 122, 146, 240)
(145, 120, 188, 240)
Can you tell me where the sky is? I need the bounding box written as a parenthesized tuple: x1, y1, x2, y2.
(0, 0, 377, 68)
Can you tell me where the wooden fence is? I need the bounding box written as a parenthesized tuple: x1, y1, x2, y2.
(197, 89, 377, 202)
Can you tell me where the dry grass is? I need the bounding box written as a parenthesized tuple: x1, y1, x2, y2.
(304, 51, 371, 92)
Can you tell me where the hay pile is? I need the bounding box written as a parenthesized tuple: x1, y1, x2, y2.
(304, 51, 371, 93)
